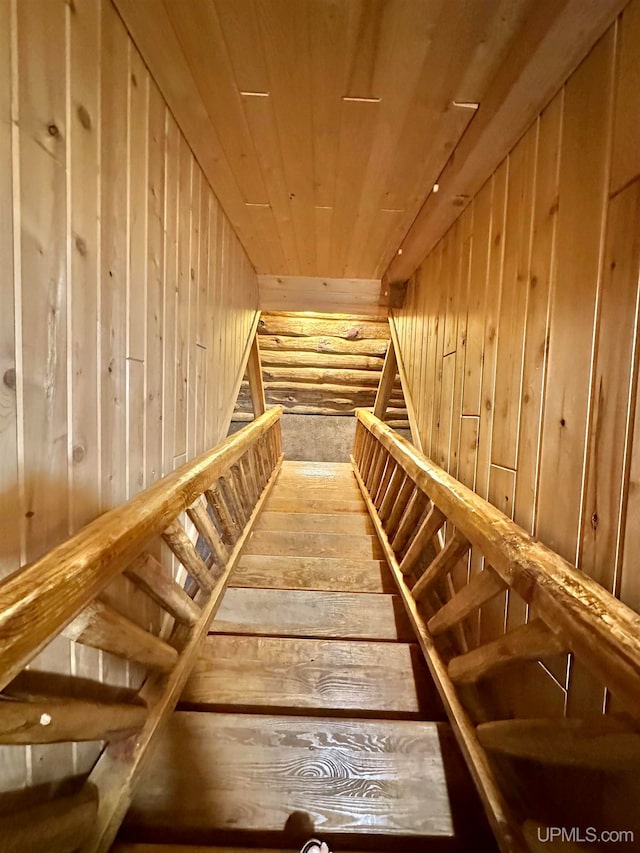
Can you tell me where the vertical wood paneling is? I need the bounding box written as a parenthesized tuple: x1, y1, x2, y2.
(394, 8, 640, 726)
(0, 0, 259, 795)
(512, 92, 562, 535)
(0, 0, 25, 793)
(536, 29, 615, 564)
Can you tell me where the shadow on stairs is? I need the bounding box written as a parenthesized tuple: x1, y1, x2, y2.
(114, 462, 497, 853)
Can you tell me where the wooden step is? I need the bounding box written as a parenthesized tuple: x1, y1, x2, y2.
(180, 635, 444, 719)
(270, 486, 363, 502)
(243, 530, 384, 560)
(255, 511, 375, 535)
(211, 588, 414, 641)
(265, 497, 367, 514)
(124, 712, 468, 841)
(231, 555, 395, 593)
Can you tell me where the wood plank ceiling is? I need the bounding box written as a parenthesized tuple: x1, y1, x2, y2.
(114, 0, 539, 279)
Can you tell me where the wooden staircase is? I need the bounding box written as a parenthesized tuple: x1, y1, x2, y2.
(115, 461, 495, 852)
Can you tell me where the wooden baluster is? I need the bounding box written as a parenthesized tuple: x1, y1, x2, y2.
(365, 442, 383, 492)
(273, 418, 283, 457)
(186, 497, 229, 568)
(125, 553, 201, 625)
(477, 717, 640, 771)
(448, 619, 566, 685)
(251, 442, 267, 493)
(162, 519, 215, 592)
(0, 696, 147, 744)
(244, 451, 261, 505)
(236, 455, 255, 509)
(391, 488, 428, 553)
(369, 446, 388, 496)
(374, 456, 396, 510)
(384, 477, 416, 538)
(412, 531, 471, 600)
(230, 462, 252, 523)
(360, 433, 376, 481)
(353, 421, 365, 464)
(218, 470, 248, 530)
(428, 568, 506, 635)
(379, 464, 405, 522)
(205, 484, 240, 546)
(64, 600, 178, 672)
(399, 505, 447, 576)
(266, 428, 277, 470)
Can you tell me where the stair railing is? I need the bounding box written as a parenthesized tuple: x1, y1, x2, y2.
(0, 406, 283, 853)
(352, 407, 640, 853)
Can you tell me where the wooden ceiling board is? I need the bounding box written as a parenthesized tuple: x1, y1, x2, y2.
(115, 0, 628, 295)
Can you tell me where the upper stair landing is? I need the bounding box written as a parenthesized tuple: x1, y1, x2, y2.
(121, 461, 494, 852)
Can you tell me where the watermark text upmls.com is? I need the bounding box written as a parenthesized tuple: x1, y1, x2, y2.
(537, 827, 634, 844)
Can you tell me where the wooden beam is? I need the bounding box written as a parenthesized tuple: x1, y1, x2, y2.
(373, 341, 398, 420)
(246, 332, 266, 417)
(0, 696, 146, 744)
(258, 314, 389, 340)
(428, 569, 506, 636)
(412, 532, 471, 601)
(260, 350, 385, 370)
(355, 407, 640, 715)
(477, 717, 640, 770)
(0, 785, 98, 853)
(399, 505, 447, 576)
(124, 554, 201, 626)
(448, 619, 565, 685)
(350, 457, 528, 853)
(391, 489, 428, 554)
(63, 600, 178, 673)
(162, 519, 215, 592)
(81, 454, 285, 853)
(258, 334, 388, 358)
(383, 0, 629, 285)
(186, 497, 229, 567)
(0, 407, 282, 692)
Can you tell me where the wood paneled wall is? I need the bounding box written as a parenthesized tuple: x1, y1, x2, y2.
(394, 2, 640, 715)
(0, 0, 257, 793)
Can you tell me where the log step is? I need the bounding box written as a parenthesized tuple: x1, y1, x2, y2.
(124, 712, 472, 843)
(264, 497, 368, 514)
(255, 510, 375, 535)
(211, 588, 414, 641)
(231, 555, 395, 593)
(243, 530, 384, 560)
(180, 635, 445, 720)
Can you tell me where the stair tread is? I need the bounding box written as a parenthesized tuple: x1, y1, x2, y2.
(180, 635, 444, 718)
(255, 511, 375, 535)
(211, 589, 413, 641)
(269, 486, 363, 502)
(264, 497, 367, 514)
(125, 712, 466, 839)
(231, 555, 395, 593)
(244, 530, 384, 560)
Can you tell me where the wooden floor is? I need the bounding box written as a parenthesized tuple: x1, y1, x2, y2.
(121, 462, 495, 852)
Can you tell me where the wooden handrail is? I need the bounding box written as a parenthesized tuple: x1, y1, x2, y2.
(352, 407, 640, 853)
(1, 406, 284, 853)
(355, 407, 640, 715)
(0, 406, 282, 693)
